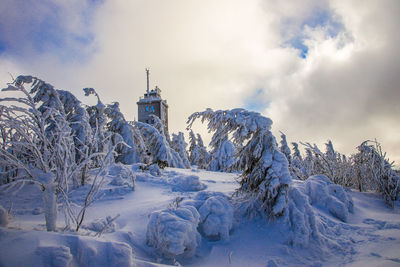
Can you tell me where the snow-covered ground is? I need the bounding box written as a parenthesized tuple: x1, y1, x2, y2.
(0, 167, 399, 267)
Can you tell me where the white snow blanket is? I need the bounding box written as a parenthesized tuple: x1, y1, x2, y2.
(146, 205, 201, 259)
(182, 191, 234, 241)
(305, 175, 353, 222)
(0, 228, 134, 267)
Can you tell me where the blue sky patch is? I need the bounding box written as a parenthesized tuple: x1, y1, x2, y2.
(0, 0, 101, 63)
(281, 7, 345, 59)
(243, 88, 270, 113)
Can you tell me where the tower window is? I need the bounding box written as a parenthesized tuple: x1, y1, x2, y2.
(151, 106, 155, 112)
(145, 106, 149, 112)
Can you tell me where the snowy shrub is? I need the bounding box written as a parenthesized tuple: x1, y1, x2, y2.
(305, 175, 353, 222)
(0, 205, 8, 227)
(302, 141, 353, 187)
(197, 195, 233, 241)
(188, 108, 291, 218)
(353, 140, 400, 207)
(83, 215, 117, 234)
(146, 205, 201, 259)
(168, 175, 206, 192)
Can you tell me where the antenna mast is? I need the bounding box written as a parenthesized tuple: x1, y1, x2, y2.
(146, 68, 150, 96)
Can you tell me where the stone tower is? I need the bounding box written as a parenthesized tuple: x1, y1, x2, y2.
(137, 69, 169, 133)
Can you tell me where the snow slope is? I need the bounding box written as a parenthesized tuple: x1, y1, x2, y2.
(0, 167, 399, 266)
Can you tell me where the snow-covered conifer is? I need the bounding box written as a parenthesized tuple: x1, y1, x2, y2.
(279, 132, 292, 164)
(135, 121, 184, 168)
(188, 130, 200, 166)
(207, 134, 236, 172)
(290, 142, 307, 180)
(171, 132, 191, 168)
(188, 108, 291, 218)
(104, 102, 139, 164)
(196, 134, 210, 169)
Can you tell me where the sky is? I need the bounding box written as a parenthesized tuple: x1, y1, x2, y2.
(1, 0, 399, 164)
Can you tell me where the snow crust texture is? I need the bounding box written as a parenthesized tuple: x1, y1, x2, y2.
(146, 205, 201, 259)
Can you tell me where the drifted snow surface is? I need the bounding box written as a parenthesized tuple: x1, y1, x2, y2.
(0, 167, 399, 266)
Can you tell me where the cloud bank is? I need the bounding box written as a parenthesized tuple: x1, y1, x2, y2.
(1, 0, 399, 163)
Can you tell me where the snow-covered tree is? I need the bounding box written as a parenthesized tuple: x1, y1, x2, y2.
(84, 88, 113, 167)
(171, 132, 191, 168)
(0, 76, 117, 232)
(188, 108, 291, 218)
(0, 76, 81, 231)
(196, 133, 210, 169)
(188, 130, 200, 166)
(135, 121, 184, 168)
(353, 140, 400, 207)
(302, 141, 353, 186)
(207, 133, 236, 172)
(104, 102, 139, 164)
(57, 90, 92, 185)
(279, 132, 292, 165)
(290, 142, 307, 180)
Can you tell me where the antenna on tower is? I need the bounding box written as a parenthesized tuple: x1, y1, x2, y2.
(145, 68, 150, 96)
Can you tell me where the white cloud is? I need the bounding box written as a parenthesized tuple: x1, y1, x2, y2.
(1, 0, 399, 164)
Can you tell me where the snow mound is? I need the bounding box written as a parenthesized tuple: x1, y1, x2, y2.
(305, 175, 353, 222)
(83, 216, 117, 234)
(0, 205, 8, 227)
(35, 245, 72, 267)
(148, 164, 162, 176)
(168, 175, 206, 192)
(146, 205, 201, 259)
(107, 163, 136, 190)
(0, 228, 134, 267)
(182, 191, 233, 241)
(198, 195, 233, 241)
(284, 184, 323, 248)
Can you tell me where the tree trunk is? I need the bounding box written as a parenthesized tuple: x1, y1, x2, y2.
(43, 182, 57, 231)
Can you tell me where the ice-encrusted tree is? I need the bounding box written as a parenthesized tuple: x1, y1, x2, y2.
(196, 133, 210, 169)
(135, 120, 184, 168)
(302, 141, 353, 186)
(104, 102, 139, 164)
(353, 140, 400, 207)
(207, 133, 236, 172)
(188, 108, 292, 218)
(290, 142, 307, 180)
(171, 132, 191, 168)
(57, 90, 92, 185)
(0, 76, 118, 232)
(279, 132, 292, 165)
(188, 130, 200, 166)
(84, 88, 113, 167)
